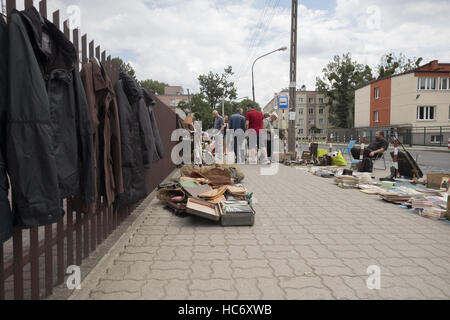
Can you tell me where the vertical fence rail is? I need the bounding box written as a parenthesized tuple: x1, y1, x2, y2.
(0, 244, 4, 300)
(29, 228, 39, 300)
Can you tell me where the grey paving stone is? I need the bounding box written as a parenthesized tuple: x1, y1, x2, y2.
(66, 165, 450, 301)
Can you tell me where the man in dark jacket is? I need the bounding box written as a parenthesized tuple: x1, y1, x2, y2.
(7, 7, 95, 227)
(80, 60, 123, 208)
(0, 16, 12, 244)
(229, 109, 246, 163)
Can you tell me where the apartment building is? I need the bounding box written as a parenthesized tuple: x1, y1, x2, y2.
(157, 86, 191, 109)
(355, 60, 450, 145)
(263, 89, 330, 137)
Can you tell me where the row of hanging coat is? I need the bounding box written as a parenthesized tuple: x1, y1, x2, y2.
(0, 7, 165, 244)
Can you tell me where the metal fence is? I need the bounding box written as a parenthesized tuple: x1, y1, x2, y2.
(328, 126, 450, 148)
(1, 0, 177, 300)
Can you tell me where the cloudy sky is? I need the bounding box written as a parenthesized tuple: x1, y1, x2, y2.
(25, 0, 450, 107)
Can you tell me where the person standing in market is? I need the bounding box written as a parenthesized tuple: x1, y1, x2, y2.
(213, 110, 226, 163)
(245, 104, 264, 164)
(264, 112, 278, 163)
(229, 108, 246, 163)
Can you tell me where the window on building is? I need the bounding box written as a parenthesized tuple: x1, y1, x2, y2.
(298, 119, 304, 126)
(319, 129, 324, 134)
(309, 119, 315, 125)
(417, 106, 436, 120)
(309, 98, 314, 104)
(298, 98, 304, 104)
(319, 119, 324, 125)
(441, 78, 450, 90)
(319, 108, 324, 115)
(299, 108, 304, 115)
(319, 98, 324, 104)
(309, 108, 314, 115)
(418, 77, 437, 90)
(170, 100, 178, 106)
(431, 135, 443, 144)
(375, 88, 380, 99)
(299, 129, 304, 135)
(374, 111, 379, 123)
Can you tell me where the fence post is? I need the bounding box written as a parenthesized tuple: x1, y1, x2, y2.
(0, 244, 4, 300)
(13, 228, 23, 300)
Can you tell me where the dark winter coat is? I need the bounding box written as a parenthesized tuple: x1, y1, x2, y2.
(0, 17, 12, 243)
(6, 7, 95, 228)
(114, 70, 148, 208)
(142, 88, 164, 163)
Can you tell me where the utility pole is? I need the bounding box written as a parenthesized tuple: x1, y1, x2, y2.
(288, 0, 298, 157)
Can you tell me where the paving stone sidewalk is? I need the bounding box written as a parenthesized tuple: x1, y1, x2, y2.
(69, 165, 450, 300)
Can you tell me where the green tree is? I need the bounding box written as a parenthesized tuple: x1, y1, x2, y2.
(378, 52, 423, 79)
(198, 66, 238, 109)
(112, 57, 136, 78)
(316, 53, 373, 128)
(141, 79, 169, 95)
(178, 94, 214, 131)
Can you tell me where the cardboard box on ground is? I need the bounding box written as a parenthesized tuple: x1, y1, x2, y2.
(157, 164, 255, 227)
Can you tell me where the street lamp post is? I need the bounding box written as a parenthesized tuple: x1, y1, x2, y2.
(252, 47, 287, 103)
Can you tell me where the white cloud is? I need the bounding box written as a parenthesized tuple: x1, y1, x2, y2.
(46, 0, 449, 107)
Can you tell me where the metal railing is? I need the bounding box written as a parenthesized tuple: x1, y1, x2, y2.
(328, 126, 450, 148)
(1, 0, 177, 300)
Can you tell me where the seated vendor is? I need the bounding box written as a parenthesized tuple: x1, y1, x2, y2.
(351, 131, 389, 160)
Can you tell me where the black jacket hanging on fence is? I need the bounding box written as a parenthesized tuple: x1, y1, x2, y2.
(114, 70, 149, 208)
(6, 7, 96, 228)
(142, 88, 165, 163)
(0, 17, 13, 244)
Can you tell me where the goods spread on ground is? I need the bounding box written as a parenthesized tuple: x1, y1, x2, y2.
(157, 164, 255, 227)
(294, 165, 450, 222)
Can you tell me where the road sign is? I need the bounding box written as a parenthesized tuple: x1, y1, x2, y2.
(279, 96, 288, 110)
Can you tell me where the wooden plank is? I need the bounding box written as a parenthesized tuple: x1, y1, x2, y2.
(76, 211, 82, 265)
(89, 40, 94, 60)
(101, 51, 106, 65)
(30, 227, 40, 300)
(66, 199, 74, 267)
(0, 244, 4, 300)
(83, 212, 90, 259)
(52, 10, 59, 29)
(13, 228, 23, 300)
(44, 224, 53, 297)
(81, 34, 88, 66)
(97, 200, 102, 245)
(95, 46, 100, 60)
(6, 0, 16, 16)
(63, 19, 70, 40)
(24, 0, 33, 9)
(73, 29, 80, 66)
(90, 205, 97, 253)
(39, 0, 47, 18)
(106, 55, 112, 78)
